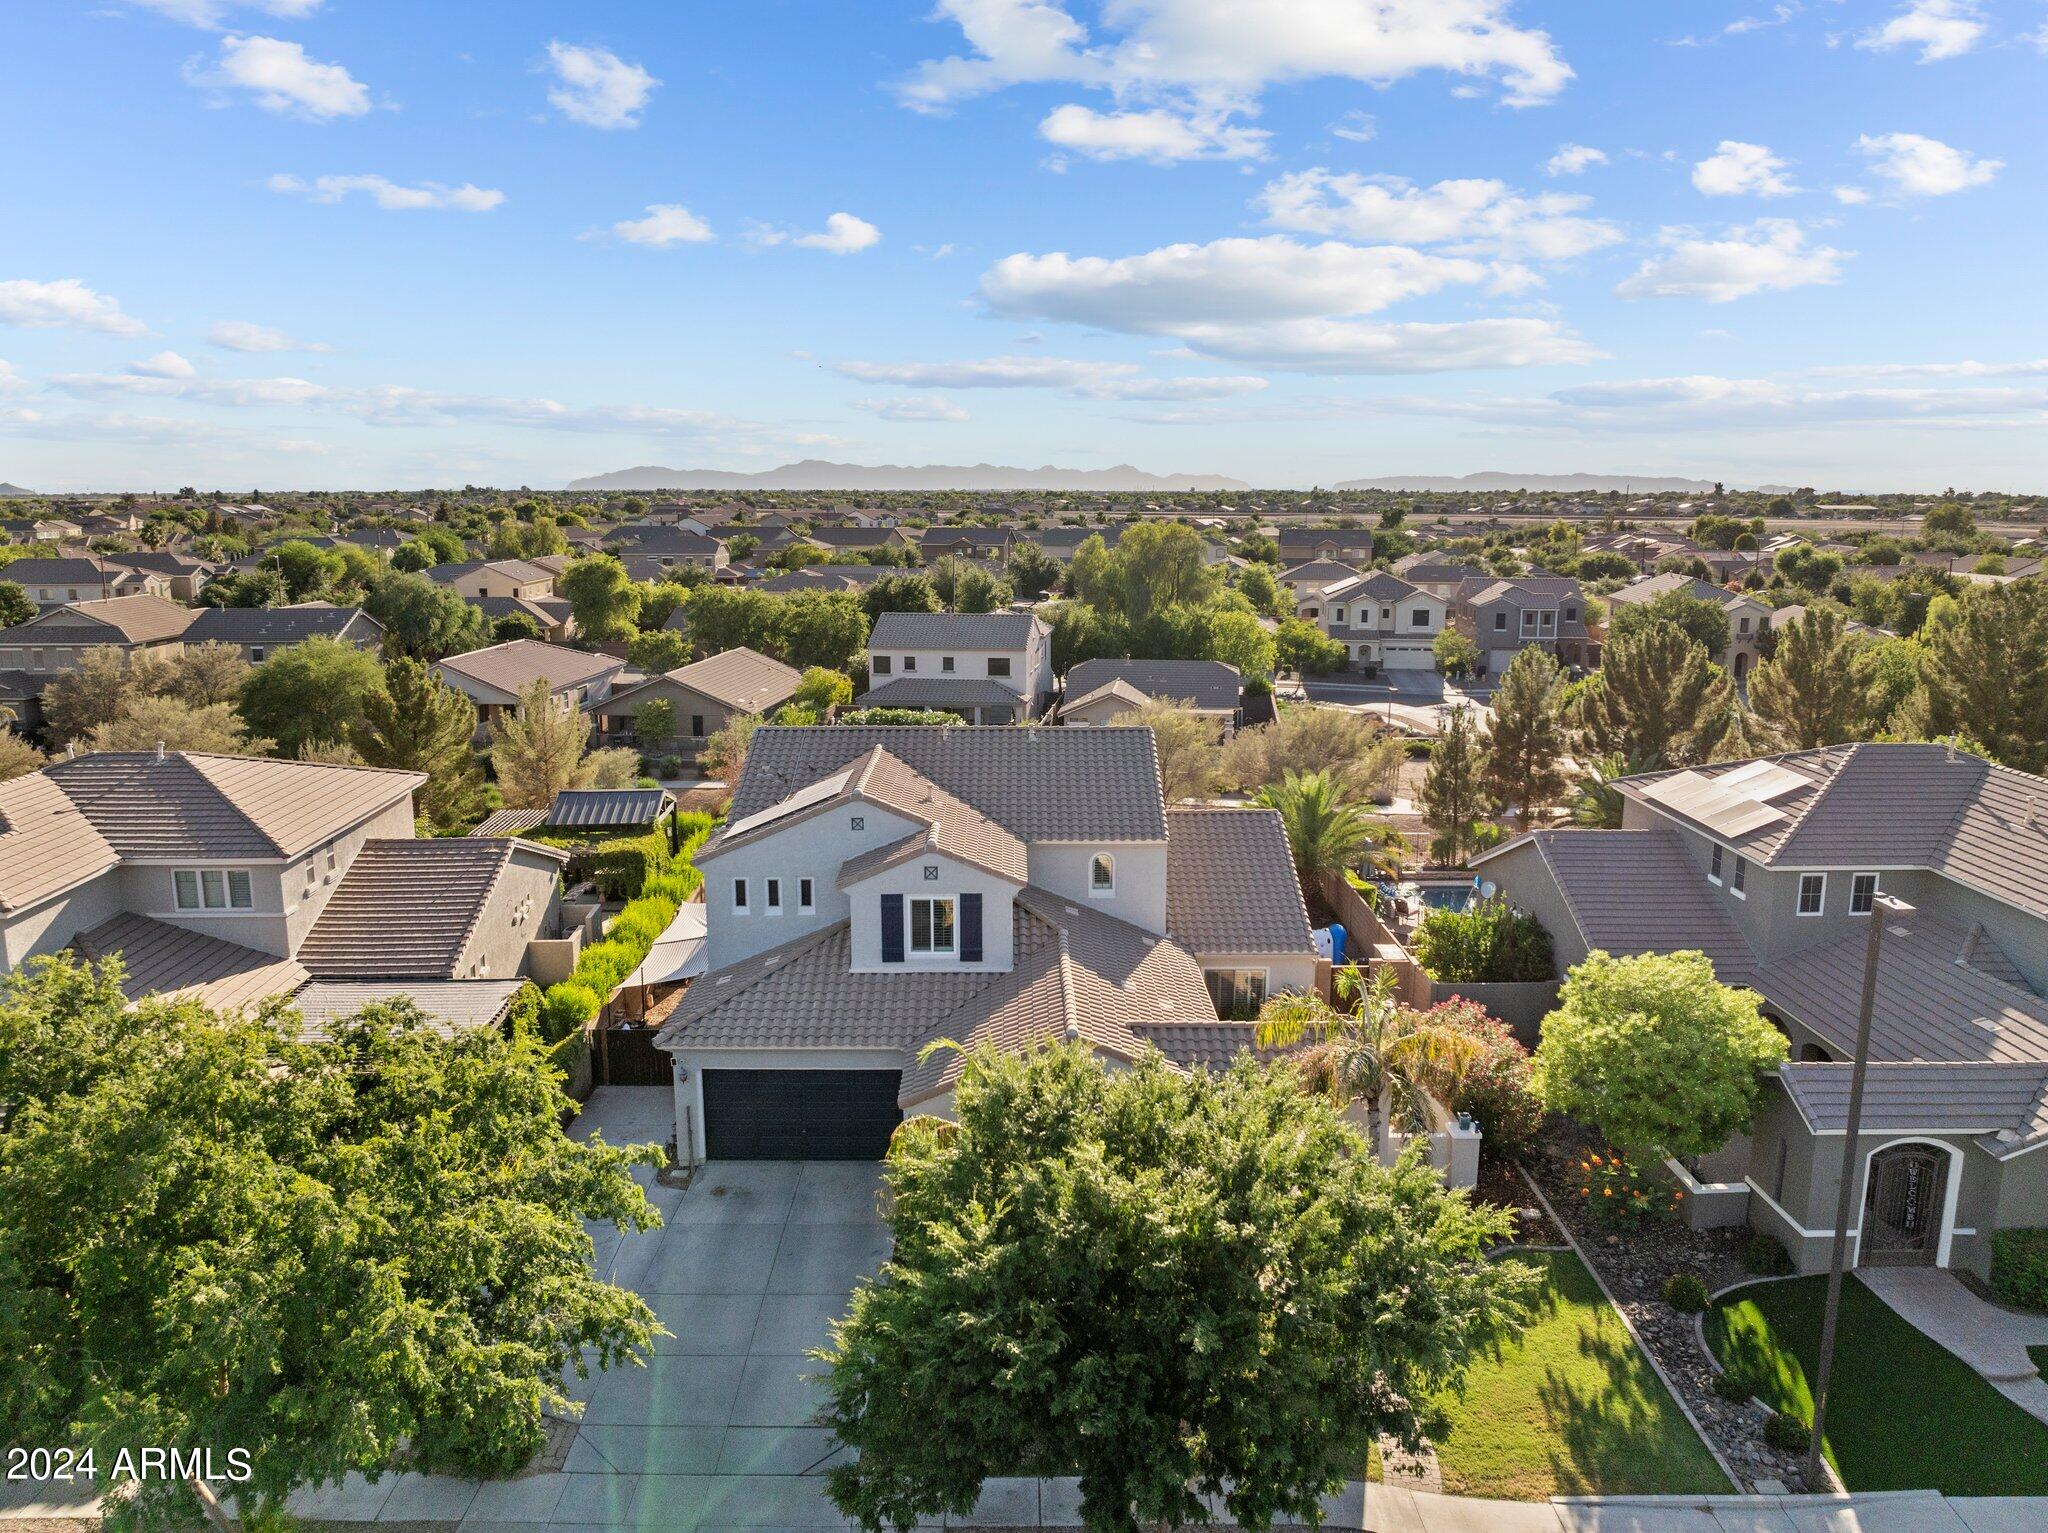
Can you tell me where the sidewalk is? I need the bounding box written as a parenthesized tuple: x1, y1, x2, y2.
(1860, 1267, 2048, 1424)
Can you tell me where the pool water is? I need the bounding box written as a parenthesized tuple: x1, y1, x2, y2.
(1414, 884, 1478, 913)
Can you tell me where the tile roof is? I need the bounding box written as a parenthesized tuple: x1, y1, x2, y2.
(470, 807, 549, 837)
(869, 610, 1044, 650)
(1608, 572, 1761, 610)
(71, 912, 308, 1013)
(41, 752, 423, 862)
(1281, 559, 1364, 584)
(1778, 1061, 2048, 1145)
(545, 787, 674, 829)
(0, 593, 195, 645)
(1064, 658, 1241, 714)
(183, 604, 380, 643)
(1132, 1020, 1289, 1073)
(432, 639, 624, 702)
(732, 724, 1167, 844)
(855, 676, 1024, 710)
(1166, 807, 1315, 954)
(291, 980, 527, 1041)
(298, 837, 548, 979)
(0, 770, 120, 912)
(607, 647, 803, 714)
(423, 557, 558, 586)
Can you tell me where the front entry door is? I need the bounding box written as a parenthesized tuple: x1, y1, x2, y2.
(1860, 1145, 1947, 1267)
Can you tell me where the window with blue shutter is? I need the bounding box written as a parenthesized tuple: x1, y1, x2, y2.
(880, 893, 905, 963)
(960, 892, 983, 962)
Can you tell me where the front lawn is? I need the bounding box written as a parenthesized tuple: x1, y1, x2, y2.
(1706, 1274, 2048, 1495)
(1425, 1250, 1728, 1499)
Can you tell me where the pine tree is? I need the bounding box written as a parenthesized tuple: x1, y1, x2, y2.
(353, 657, 487, 828)
(1420, 705, 1492, 866)
(1747, 607, 1869, 750)
(488, 679, 591, 810)
(1576, 622, 1732, 767)
(1916, 582, 2048, 773)
(1482, 646, 1568, 828)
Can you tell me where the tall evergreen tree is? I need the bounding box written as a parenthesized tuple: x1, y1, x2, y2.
(1420, 705, 1492, 866)
(1482, 646, 1569, 828)
(1575, 622, 1732, 767)
(1747, 607, 1870, 750)
(353, 658, 487, 830)
(1915, 581, 2048, 773)
(488, 679, 589, 809)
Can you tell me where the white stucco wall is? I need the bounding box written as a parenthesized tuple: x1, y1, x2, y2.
(1028, 842, 1169, 935)
(845, 851, 1017, 973)
(698, 802, 926, 968)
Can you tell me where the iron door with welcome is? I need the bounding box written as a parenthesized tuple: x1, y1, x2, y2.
(1860, 1144, 1947, 1267)
(701, 1068, 904, 1160)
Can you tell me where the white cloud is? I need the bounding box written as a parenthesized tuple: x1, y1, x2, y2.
(1856, 0, 1985, 61)
(853, 394, 971, 422)
(0, 361, 27, 394)
(1329, 111, 1377, 142)
(1615, 220, 1846, 302)
(1258, 168, 1622, 260)
(1546, 143, 1606, 176)
(836, 354, 1267, 399)
(602, 204, 715, 246)
(1833, 185, 1871, 205)
(1691, 140, 1796, 197)
(1808, 358, 2048, 379)
(793, 213, 882, 255)
(1854, 132, 2000, 196)
(1039, 103, 1268, 162)
(189, 35, 371, 119)
(544, 42, 658, 129)
(130, 351, 196, 379)
(208, 319, 326, 353)
(124, 0, 323, 25)
(979, 235, 1597, 372)
(899, 0, 1575, 155)
(267, 173, 505, 211)
(0, 278, 147, 336)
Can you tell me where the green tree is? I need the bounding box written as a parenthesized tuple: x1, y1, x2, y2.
(390, 539, 437, 572)
(1567, 753, 1634, 828)
(1531, 949, 1789, 1162)
(0, 581, 32, 629)
(39, 647, 148, 746)
(1420, 705, 1492, 865)
(1575, 622, 1732, 767)
(1773, 543, 1843, 593)
(351, 658, 487, 830)
(952, 564, 1010, 613)
(1915, 581, 2048, 772)
(330, 542, 384, 596)
(1194, 608, 1272, 679)
(488, 678, 589, 809)
(0, 960, 661, 1525)
(699, 710, 759, 788)
(1005, 540, 1061, 599)
(1221, 705, 1406, 800)
(1231, 562, 1287, 620)
(1114, 521, 1214, 619)
(88, 695, 261, 754)
(0, 726, 44, 781)
(491, 611, 545, 644)
(1431, 627, 1481, 679)
(1923, 501, 1977, 541)
(1256, 767, 1399, 887)
(626, 629, 691, 673)
(240, 637, 390, 757)
(861, 572, 943, 623)
(681, 585, 781, 656)
(196, 568, 285, 609)
(1275, 616, 1347, 675)
(633, 697, 677, 755)
(823, 1043, 1528, 1533)
(1747, 606, 1870, 750)
(266, 538, 342, 600)
(1047, 600, 1131, 672)
(1067, 533, 1117, 610)
(560, 555, 642, 641)
(791, 665, 854, 714)
(1482, 645, 1569, 828)
(1609, 590, 1731, 659)
(365, 571, 489, 660)
(163, 640, 252, 709)
(777, 591, 868, 672)
(1113, 699, 1221, 803)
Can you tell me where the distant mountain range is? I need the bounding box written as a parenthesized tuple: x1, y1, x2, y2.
(0, 483, 34, 497)
(1333, 472, 1724, 494)
(565, 460, 1251, 493)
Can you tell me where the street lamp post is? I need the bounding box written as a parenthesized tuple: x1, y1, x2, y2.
(1804, 890, 1912, 1490)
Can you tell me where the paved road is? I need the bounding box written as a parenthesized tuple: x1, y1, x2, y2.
(1289, 674, 1496, 733)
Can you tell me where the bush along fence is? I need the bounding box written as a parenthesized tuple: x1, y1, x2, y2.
(539, 811, 716, 1042)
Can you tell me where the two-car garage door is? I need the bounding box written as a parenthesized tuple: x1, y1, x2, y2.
(701, 1069, 904, 1160)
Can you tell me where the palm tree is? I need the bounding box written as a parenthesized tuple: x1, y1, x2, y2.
(1566, 753, 1632, 828)
(1255, 968, 1483, 1159)
(1256, 768, 1404, 889)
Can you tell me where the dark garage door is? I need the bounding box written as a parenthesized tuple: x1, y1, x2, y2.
(701, 1068, 903, 1160)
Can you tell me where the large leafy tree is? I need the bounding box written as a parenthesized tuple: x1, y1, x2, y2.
(1419, 704, 1492, 865)
(1608, 589, 1731, 659)
(560, 554, 642, 641)
(265, 538, 343, 601)
(823, 1044, 1529, 1533)
(1574, 622, 1732, 767)
(1221, 705, 1406, 800)
(0, 580, 33, 629)
(1747, 606, 1870, 750)
(860, 572, 943, 623)
(1005, 539, 1061, 600)
(351, 658, 487, 830)
(239, 636, 391, 758)
(1482, 645, 1569, 828)
(1914, 580, 2048, 772)
(41, 647, 153, 746)
(162, 640, 252, 709)
(1204, 607, 1277, 679)
(0, 959, 661, 1528)
(87, 695, 261, 754)
(1531, 949, 1789, 1162)
(365, 571, 489, 661)
(777, 590, 868, 672)
(1112, 699, 1221, 803)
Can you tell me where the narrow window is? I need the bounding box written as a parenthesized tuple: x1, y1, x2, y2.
(175, 870, 200, 909)
(1709, 845, 1723, 885)
(798, 877, 814, 912)
(766, 877, 782, 913)
(1773, 1139, 1789, 1203)
(227, 870, 253, 909)
(1797, 873, 1825, 916)
(1731, 856, 1747, 897)
(733, 878, 749, 912)
(201, 870, 228, 909)
(1850, 873, 1877, 914)
(1090, 853, 1114, 895)
(691, 713, 705, 737)
(1494, 611, 1508, 631)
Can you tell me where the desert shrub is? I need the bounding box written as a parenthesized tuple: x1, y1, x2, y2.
(1711, 1369, 1752, 1403)
(1763, 1412, 1809, 1453)
(1412, 898, 1553, 983)
(1571, 1148, 1684, 1225)
(1990, 1228, 2048, 1312)
(1740, 1233, 1795, 1277)
(503, 981, 541, 1039)
(1662, 1272, 1709, 1313)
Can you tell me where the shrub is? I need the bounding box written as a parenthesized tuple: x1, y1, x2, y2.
(503, 981, 541, 1039)
(589, 829, 674, 901)
(1763, 1411, 1809, 1453)
(1572, 1149, 1683, 1225)
(541, 981, 600, 1040)
(1419, 997, 1543, 1156)
(1662, 1272, 1710, 1313)
(1711, 1369, 1752, 1403)
(1740, 1233, 1795, 1277)
(1990, 1228, 2048, 1312)
(1411, 898, 1554, 984)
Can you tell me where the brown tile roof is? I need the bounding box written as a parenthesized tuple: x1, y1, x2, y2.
(291, 980, 527, 1041)
(869, 610, 1044, 649)
(0, 769, 120, 912)
(1165, 807, 1315, 955)
(432, 639, 624, 703)
(731, 725, 1166, 844)
(298, 837, 552, 979)
(42, 752, 423, 861)
(0, 593, 196, 644)
(605, 646, 803, 715)
(71, 912, 308, 1012)
(1778, 1061, 2048, 1143)
(1133, 1021, 1289, 1073)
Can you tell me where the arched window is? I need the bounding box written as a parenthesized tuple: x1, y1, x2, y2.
(1089, 853, 1114, 896)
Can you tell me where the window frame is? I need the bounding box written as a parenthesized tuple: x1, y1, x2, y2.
(1850, 872, 1877, 914)
(175, 867, 254, 911)
(1797, 872, 1827, 917)
(1709, 844, 1724, 886)
(986, 655, 1012, 678)
(798, 876, 815, 912)
(732, 877, 749, 913)
(1203, 967, 1269, 1018)
(909, 895, 956, 955)
(871, 654, 892, 676)
(766, 877, 782, 913)
(1731, 855, 1748, 899)
(1089, 853, 1115, 897)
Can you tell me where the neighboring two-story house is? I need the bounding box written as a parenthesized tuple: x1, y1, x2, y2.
(918, 526, 1012, 566)
(432, 638, 627, 742)
(1278, 527, 1374, 566)
(591, 646, 804, 754)
(1055, 658, 1243, 734)
(0, 750, 566, 1034)
(600, 529, 731, 575)
(1300, 569, 1448, 671)
(1473, 744, 2048, 1282)
(655, 725, 1317, 1159)
(0, 595, 197, 735)
(1606, 572, 1771, 682)
(858, 611, 1054, 723)
(1453, 575, 1595, 675)
(5, 556, 167, 607)
(183, 604, 385, 664)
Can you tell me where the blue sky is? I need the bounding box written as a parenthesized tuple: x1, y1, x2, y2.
(3, 0, 2043, 491)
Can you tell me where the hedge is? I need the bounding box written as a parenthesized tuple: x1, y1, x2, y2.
(589, 830, 673, 901)
(1991, 1228, 2048, 1312)
(1412, 898, 1554, 983)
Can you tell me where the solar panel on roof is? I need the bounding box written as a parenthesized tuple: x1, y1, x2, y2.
(1716, 760, 1810, 802)
(722, 766, 854, 839)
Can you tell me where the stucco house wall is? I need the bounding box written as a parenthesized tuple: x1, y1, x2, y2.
(1029, 842, 1168, 935)
(844, 851, 1018, 974)
(2, 869, 124, 968)
(699, 802, 926, 968)
(458, 850, 563, 979)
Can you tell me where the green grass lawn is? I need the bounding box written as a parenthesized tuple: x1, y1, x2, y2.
(1706, 1274, 2048, 1495)
(1424, 1250, 1729, 1500)
(2030, 1344, 2048, 1380)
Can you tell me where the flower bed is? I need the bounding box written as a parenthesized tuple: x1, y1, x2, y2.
(1525, 1118, 1814, 1492)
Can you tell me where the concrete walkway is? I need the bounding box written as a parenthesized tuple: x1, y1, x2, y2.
(1860, 1268, 2048, 1424)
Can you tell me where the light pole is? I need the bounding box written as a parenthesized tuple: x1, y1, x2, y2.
(1804, 890, 1912, 1490)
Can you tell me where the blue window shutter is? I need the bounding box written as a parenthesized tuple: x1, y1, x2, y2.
(960, 892, 983, 962)
(880, 893, 905, 963)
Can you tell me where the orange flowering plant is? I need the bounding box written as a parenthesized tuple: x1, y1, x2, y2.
(1575, 1149, 1684, 1225)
